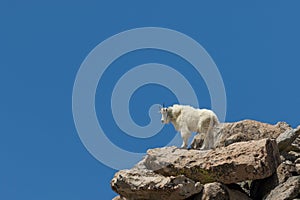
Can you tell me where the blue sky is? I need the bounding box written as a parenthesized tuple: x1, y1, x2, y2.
(1, 1, 300, 200)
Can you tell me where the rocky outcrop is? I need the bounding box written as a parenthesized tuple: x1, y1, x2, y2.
(145, 139, 280, 184)
(111, 120, 300, 200)
(111, 160, 202, 200)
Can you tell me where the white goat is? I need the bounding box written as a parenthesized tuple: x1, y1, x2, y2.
(160, 104, 219, 149)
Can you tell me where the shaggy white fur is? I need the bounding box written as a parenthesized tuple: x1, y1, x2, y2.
(160, 104, 219, 149)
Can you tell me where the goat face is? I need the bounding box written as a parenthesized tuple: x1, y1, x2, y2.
(160, 107, 170, 124)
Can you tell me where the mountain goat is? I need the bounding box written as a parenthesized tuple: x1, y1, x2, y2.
(160, 104, 219, 149)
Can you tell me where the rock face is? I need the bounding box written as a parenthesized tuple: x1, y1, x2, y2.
(145, 139, 280, 184)
(111, 160, 202, 200)
(111, 120, 300, 200)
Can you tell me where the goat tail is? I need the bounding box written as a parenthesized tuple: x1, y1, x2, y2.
(213, 114, 220, 126)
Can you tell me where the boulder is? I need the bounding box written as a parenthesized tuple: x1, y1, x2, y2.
(250, 159, 299, 199)
(276, 126, 300, 152)
(217, 120, 291, 147)
(111, 161, 202, 200)
(191, 120, 291, 149)
(145, 139, 280, 184)
(265, 176, 300, 200)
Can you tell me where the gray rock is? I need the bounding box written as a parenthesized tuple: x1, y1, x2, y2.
(265, 176, 300, 200)
(277, 126, 300, 152)
(145, 139, 280, 184)
(111, 160, 202, 200)
(289, 126, 300, 153)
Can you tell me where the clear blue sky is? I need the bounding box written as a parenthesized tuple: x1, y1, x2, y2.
(1, 1, 300, 200)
